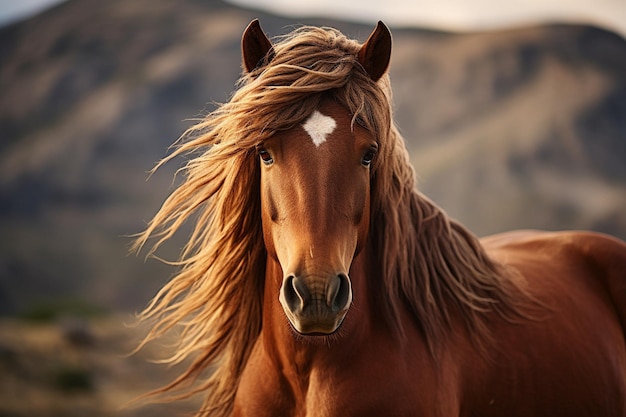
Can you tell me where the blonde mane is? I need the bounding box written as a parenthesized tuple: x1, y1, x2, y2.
(134, 25, 530, 416)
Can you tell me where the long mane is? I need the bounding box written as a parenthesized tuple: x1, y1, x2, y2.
(134, 25, 531, 416)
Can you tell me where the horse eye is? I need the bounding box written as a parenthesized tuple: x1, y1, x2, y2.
(258, 148, 274, 165)
(354, 116, 367, 128)
(361, 148, 377, 167)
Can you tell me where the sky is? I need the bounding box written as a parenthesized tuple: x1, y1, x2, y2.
(0, 0, 625, 37)
(0, 0, 65, 27)
(230, 0, 626, 38)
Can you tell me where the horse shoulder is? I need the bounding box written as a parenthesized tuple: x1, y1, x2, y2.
(567, 231, 626, 332)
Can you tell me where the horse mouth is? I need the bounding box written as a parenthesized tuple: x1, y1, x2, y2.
(285, 311, 348, 336)
(287, 314, 345, 337)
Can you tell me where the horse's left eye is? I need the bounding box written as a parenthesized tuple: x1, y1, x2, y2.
(361, 148, 377, 167)
(258, 147, 274, 166)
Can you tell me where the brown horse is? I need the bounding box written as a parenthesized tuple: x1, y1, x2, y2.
(134, 20, 626, 416)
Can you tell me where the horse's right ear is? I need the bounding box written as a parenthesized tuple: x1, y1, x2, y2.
(242, 19, 274, 73)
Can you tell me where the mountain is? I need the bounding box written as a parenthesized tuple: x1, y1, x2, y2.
(0, 0, 625, 315)
(390, 24, 626, 236)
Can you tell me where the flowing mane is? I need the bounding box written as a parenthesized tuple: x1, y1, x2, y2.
(133, 25, 530, 415)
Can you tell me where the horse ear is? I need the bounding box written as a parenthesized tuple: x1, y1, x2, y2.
(357, 21, 392, 82)
(242, 19, 274, 73)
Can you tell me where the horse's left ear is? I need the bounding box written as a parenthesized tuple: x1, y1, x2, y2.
(242, 19, 275, 73)
(358, 21, 392, 82)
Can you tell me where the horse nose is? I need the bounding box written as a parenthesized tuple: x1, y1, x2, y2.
(279, 273, 352, 334)
(327, 273, 351, 312)
(281, 275, 311, 313)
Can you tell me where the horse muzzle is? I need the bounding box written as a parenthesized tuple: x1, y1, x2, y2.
(279, 273, 352, 335)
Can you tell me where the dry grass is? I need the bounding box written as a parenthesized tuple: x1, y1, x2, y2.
(0, 315, 202, 417)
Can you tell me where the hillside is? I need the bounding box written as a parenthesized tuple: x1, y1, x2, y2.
(0, 0, 625, 317)
(391, 24, 626, 237)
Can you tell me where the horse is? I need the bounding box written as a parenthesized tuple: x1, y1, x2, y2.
(134, 19, 626, 416)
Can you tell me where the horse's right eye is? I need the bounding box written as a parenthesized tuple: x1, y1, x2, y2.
(258, 147, 274, 165)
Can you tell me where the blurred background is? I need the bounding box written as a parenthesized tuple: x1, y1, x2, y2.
(0, 0, 624, 415)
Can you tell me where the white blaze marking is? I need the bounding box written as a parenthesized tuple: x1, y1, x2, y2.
(302, 111, 337, 147)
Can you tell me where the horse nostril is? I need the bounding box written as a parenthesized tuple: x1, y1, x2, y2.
(282, 275, 311, 313)
(327, 273, 352, 312)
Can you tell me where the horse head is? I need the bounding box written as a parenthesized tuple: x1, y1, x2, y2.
(242, 20, 392, 335)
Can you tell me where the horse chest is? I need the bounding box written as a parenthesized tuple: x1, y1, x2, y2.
(234, 337, 450, 417)
(236, 366, 424, 417)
